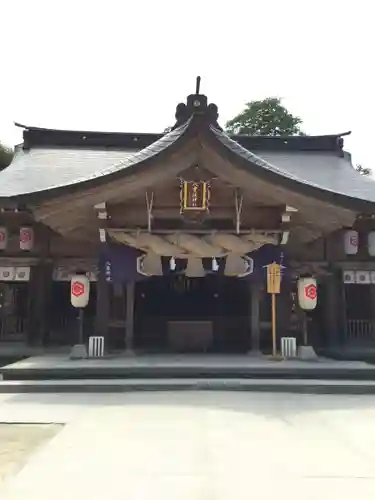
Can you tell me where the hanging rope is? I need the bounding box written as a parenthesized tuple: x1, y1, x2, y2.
(145, 191, 154, 233)
(234, 190, 243, 234)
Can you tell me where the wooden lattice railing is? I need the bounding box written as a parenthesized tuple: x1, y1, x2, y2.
(345, 319, 375, 342)
(0, 316, 28, 340)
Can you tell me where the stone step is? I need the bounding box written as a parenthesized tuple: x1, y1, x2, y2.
(2, 378, 375, 394)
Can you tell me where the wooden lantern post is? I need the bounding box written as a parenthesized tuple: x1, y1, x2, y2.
(266, 262, 281, 357)
(70, 274, 90, 359)
(297, 277, 318, 346)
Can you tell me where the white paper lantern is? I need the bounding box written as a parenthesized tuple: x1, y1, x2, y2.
(344, 230, 358, 255)
(368, 231, 375, 257)
(70, 275, 90, 308)
(0, 227, 8, 250)
(19, 227, 34, 251)
(297, 277, 318, 311)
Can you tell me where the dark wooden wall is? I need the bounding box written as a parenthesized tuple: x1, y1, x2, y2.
(288, 229, 375, 263)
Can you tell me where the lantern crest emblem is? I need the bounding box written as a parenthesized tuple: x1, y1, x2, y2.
(70, 275, 90, 308)
(305, 283, 317, 300)
(297, 277, 318, 310)
(72, 281, 85, 297)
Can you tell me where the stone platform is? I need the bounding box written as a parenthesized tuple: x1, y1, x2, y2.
(1, 353, 375, 382)
(2, 378, 375, 395)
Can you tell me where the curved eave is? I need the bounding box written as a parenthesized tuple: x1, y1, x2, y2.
(1, 119, 194, 204)
(2, 116, 373, 215)
(232, 131, 351, 141)
(204, 125, 375, 213)
(14, 122, 161, 137)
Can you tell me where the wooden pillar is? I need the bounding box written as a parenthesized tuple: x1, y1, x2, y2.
(27, 266, 39, 345)
(28, 262, 53, 346)
(370, 284, 375, 322)
(325, 271, 340, 347)
(277, 279, 293, 340)
(95, 268, 110, 345)
(125, 282, 135, 353)
(250, 281, 261, 352)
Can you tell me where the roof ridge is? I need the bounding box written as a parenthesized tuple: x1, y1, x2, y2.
(14, 123, 351, 141)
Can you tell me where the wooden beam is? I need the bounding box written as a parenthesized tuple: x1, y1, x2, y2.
(108, 228, 284, 235)
(108, 205, 281, 220)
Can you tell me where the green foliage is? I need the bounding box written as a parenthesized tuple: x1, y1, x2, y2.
(0, 143, 13, 170)
(356, 164, 372, 176)
(226, 97, 303, 136)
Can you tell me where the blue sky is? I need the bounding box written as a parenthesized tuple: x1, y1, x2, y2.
(1, 0, 374, 171)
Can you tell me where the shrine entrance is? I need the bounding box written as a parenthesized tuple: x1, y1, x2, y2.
(0, 282, 29, 342)
(134, 275, 250, 353)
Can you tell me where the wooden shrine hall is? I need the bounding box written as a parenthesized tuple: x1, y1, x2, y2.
(1, 80, 375, 355)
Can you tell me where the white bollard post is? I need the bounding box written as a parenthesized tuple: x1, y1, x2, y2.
(281, 337, 297, 358)
(88, 336, 105, 357)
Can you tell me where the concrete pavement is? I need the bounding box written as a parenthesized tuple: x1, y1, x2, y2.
(1, 391, 375, 499)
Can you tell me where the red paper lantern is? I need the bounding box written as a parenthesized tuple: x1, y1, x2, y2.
(70, 275, 90, 308)
(0, 227, 8, 250)
(19, 227, 34, 251)
(297, 277, 318, 310)
(344, 230, 358, 255)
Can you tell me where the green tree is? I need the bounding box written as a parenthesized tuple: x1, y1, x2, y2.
(226, 97, 303, 136)
(0, 143, 13, 170)
(356, 164, 372, 176)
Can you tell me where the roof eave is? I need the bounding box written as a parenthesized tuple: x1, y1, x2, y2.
(2, 118, 197, 205)
(203, 126, 373, 214)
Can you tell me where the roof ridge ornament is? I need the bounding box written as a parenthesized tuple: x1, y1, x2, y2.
(195, 76, 201, 95)
(171, 76, 222, 131)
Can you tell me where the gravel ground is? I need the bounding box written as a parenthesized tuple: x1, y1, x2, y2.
(0, 424, 62, 484)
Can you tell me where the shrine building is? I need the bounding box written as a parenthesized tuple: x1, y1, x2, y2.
(0, 82, 375, 355)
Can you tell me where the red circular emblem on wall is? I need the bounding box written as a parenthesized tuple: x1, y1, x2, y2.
(72, 281, 85, 297)
(305, 284, 317, 300)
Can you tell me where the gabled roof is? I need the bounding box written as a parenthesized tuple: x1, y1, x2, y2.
(0, 88, 374, 220)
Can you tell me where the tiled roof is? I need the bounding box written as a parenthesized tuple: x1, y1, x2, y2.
(210, 126, 375, 206)
(0, 147, 138, 197)
(0, 122, 189, 199)
(259, 151, 375, 204)
(0, 118, 374, 209)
